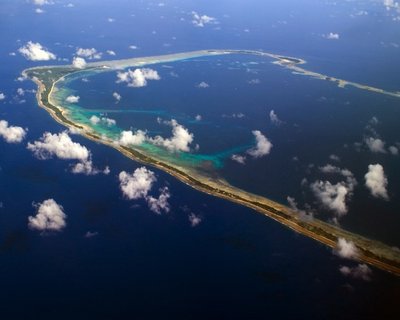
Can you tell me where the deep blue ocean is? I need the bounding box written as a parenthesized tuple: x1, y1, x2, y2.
(0, 0, 399, 319)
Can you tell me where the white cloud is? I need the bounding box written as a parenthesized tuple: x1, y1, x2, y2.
(72, 56, 87, 69)
(311, 180, 350, 217)
(27, 131, 89, 161)
(339, 264, 372, 281)
(113, 92, 121, 102)
(329, 154, 340, 162)
(312, 165, 357, 217)
(71, 159, 110, 176)
(192, 11, 217, 27)
(231, 154, 246, 164)
(365, 137, 386, 153)
(146, 187, 171, 214)
(119, 130, 147, 146)
(151, 119, 194, 152)
(28, 199, 66, 232)
(325, 32, 340, 40)
(119, 167, 171, 214)
(129, 45, 138, 50)
(365, 164, 389, 200)
(287, 196, 307, 215)
(197, 81, 209, 88)
(319, 164, 352, 177)
(119, 167, 156, 200)
(335, 238, 359, 259)
(76, 47, 102, 59)
(116, 68, 160, 88)
(389, 145, 399, 155)
(17, 88, 25, 96)
(248, 79, 260, 85)
(232, 113, 245, 119)
(195, 114, 202, 121)
(383, 0, 400, 10)
(269, 109, 282, 125)
(90, 115, 116, 127)
(0, 93, 5, 100)
(18, 41, 56, 61)
(188, 213, 202, 227)
(90, 116, 102, 125)
(246, 130, 273, 158)
(27, 131, 107, 175)
(84, 231, 98, 238)
(107, 50, 116, 56)
(0, 120, 27, 143)
(32, 0, 53, 5)
(35, 8, 45, 13)
(65, 95, 80, 103)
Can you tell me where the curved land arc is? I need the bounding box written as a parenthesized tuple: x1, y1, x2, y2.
(24, 49, 400, 276)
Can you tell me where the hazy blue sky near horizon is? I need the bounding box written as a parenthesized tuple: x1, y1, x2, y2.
(0, 0, 400, 319)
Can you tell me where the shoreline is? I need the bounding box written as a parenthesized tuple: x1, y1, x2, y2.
(25, 49, 400, 276)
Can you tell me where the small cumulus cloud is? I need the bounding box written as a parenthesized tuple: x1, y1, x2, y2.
(117, 68, 160, 88)
(192, 11, 217, 27)
(65, 95, 80, 103)
(335, 238, 359, 259)
(90, 115, 116, 127)
(311, 180, 350, 217)
(364, 137, 386, 153)
(71, 160, 110, 176)
(231, 154, 246, 164)
(325, 32, 340, 40)
(0, 93, 6, 100)
(119, 167, 171, 214)
(72, 57, 87, 69)
(329, 154, 340, 162)
(246, 130, 273, 158)
(113, 92, 121, 102)
(27, 131, 89, 161)
(18, 41, 56, 61)
(151, 119, 194, 152)
(365, 164, 389, 200)
(339, 264, 372, 281)
(389, 145, 399, 155)
(28, 199, 66, 233)
(119, 167, 156, 200)
(32, 0, 53, 5)
(0, 120, 27, 143)
(188, 213, 202, 227)
(107, 50, 116, 56)
(119, 130, 147, 146)
(311, 166, 357, 218)
(84, 231, 98, 238)
(76, 47, 102, 59)
(118, 119, 195, 153)
(146, 187, 171, 214)
(196, 81, 209, 88)
(269, 109, 282, 125)
(248, 79, 260, 85)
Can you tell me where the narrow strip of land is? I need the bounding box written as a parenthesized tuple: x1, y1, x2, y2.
(24, 49, 400, 276)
